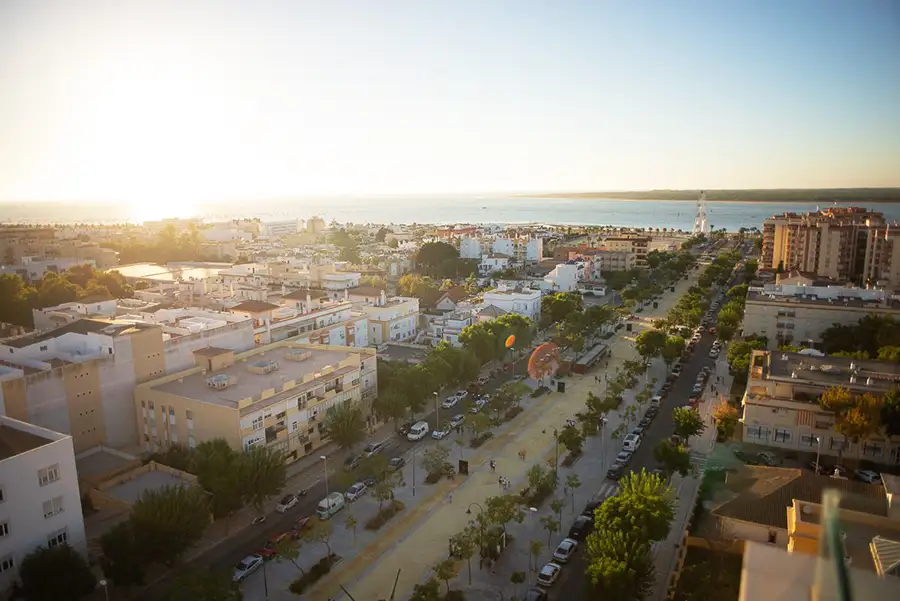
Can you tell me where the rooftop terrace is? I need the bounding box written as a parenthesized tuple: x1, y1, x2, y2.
(762, 351, 900, 392)
(0, 416, 62, 461)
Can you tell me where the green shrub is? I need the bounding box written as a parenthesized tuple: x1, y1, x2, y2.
(504, 406, 524, 421)
(365, 500, 406, 530)
(470, 432, 494, 448)
(424, 472, 443, 484)
(288, 555, 335, 593)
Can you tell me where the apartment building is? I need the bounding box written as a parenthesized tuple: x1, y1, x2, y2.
(580, 249, 636, 272)
(0, 315, 255, 454)
(262, 220, 300, 237)
(740, 351, 900, 463)
(479, 254, 513, 275)
(133, 342, 378, 460)
(0, 226, 55, 265)
(428, 310, 475, 347)
(603, 236, 650, 266)
(459, 237, 482, 260)
(760, 207, 900, 288)
(481, 288, 542, 322)
(361, 295, 419, 344)
(0, 257, 95, 284)
(743, 283, 900, 348)
(0, 417, 87, 591)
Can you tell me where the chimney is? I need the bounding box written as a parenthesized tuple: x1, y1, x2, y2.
(380, 290, 387, 306)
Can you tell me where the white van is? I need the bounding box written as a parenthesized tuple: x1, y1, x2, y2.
(316, 492, 346, 519)
(407, 421, 429, 441)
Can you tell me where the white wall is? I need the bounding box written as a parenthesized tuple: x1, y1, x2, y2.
(0, 421, 86, 590)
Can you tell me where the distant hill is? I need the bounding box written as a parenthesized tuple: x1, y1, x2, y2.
(530, 188, 900, 203)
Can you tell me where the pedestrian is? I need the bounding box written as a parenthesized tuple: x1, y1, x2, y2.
(499, 476, 503, 489)
(449, 492, 453, 503)
(490, 459, 496, 472)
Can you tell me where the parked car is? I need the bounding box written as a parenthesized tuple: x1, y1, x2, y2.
(581, 500, 602, 518)
(477, 375, 490, 386)
(455, 390, 469, 400)
(615, 451, 633, 464)
(441, 396, 459, 409)
(855, 469, 881, 484)
(568, 515, 593, 541)
(432, 424, 452, 440)
(233, 554, 264, 582)
(650, 395, 662, 408)
(388, 457, 406, 472)
(293, 516, 314, 532)
(756, 451, 779, 466)
(276, 494, 298, 513)
(398, 421, 414, 436)
(607, 463, 625, 481)
(631, 425, 645, 436)
(552, 538, 579, 563)
(639, 416, 652, 428)
(471, 398, 489, 413)
(346, 482, 368, 501)
(449, 413, 466, 428)
(535, 563, 562, 588)
(363, 441, 386, 457)
(709, 349, 720, 359)
(257, 532, 292, 559)
(622, 433, 641, 452)
(343, 455, 361, 471)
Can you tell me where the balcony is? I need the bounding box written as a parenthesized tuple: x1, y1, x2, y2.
(265, 422, 287, 444)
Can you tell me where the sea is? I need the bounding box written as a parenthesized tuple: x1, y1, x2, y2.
(2, 196, 900, 232)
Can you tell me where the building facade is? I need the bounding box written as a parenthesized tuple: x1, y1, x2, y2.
(361, 296, 420, 344)
(740, 351, 900, 464)
(0, 417, 87, 591)
(133, 342, 378, 461)
(603, 236, 650, 267)
(743, 284, 900, 348)
(481, 289, 541, 322)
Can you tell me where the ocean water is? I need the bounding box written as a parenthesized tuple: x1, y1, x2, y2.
(2, 196, 900, 232)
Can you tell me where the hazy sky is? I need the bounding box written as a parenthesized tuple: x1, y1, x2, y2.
(1, 0, 898, 206)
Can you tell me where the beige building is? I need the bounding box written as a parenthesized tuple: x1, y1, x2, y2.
(580, 249, 636, 272)
(743, 283, 900, 348)
(357, 293, 420, 345)
(603, 235, 650, 266)
(760, 206, 900, 289)
(134, 342, 377, 461)
(0, 315, 255, 454)
(0, 226, 55, 264)
(740, 351, 900, 464)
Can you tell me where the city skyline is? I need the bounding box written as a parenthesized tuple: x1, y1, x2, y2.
(1, 0, 898, 212)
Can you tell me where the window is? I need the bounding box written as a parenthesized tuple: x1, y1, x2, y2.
(43, 496, 64, 518)
(47, 528, 68, 547)
(800, 434, 819, 447)
(745, 425, 769, 441)
(0, 487, 4, 503)
(169, 406, 175, 416)
(252, 416, 263, 431)
(38, 464, 60, 486)
(0, 555, 13, 573)
(0, 521, 8, 537)
(774, 429, 792, 443)
(186, 409, 194, 420)
(352, 378, 360, 386)
(863, 442, 884, 457)
(768, 531, 778, 544)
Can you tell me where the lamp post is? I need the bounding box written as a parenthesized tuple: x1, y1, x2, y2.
(814, 436, 822, 473)
(412, 447, 417, 497)
(466, 502, 486, 568)
(98, 580, 109, 601)
(321, 455, 329, 498)
(527, 506, 538, 571)
(553, 428, 560, 481)
(434, 391, 440, 430)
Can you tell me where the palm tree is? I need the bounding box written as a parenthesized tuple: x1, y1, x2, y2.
(322, 400, 367, 452)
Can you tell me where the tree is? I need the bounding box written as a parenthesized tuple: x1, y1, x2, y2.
(713, 399, 740, 439)
(416, 242, 460, 275)
(881, 388, 900, 437)
(373, 470, 404, 511)
(634, 329, 667, 361)
(130, 485, 210, 566)
(397, 274, 441, 307)
(653, 439, 692, 478)
(308, 518, 335, 557)
(672, 407, 705, 444)
(373, 389, 409, 432)
(565, 473, 582, 514)
(550, 498, 565, 526)
(19, 544, 97, 601)
(586, 538, 656, 601)
(36, 271, 79, 307)
(0, 273, 37, 326)
(242, 445, 286, 512)
(422, 445, 451, 477)
(168, 569, 242, 601)
(484, 494, 525, 535)
(190, 439, 245, 522)
(274, 535, 306, 574)
(510, 571, 527, 598)
(100, 520, 146, 587)
(450, 527, 478, 585)
(541, 292, 583, 326)
(409, 578, 442, 601)
(529, 540, 543, 572)
(661, 336, 686, 368)
(322, 400, 367, 451)
(375, 227, 391, 242)
(432, 558, 457, 596)
(557, 423, 584, 456)
(459, 321, 504, 365)
(540, 514, 559, 545)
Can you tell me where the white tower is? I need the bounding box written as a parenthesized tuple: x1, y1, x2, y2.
(692, 191, 709, 235)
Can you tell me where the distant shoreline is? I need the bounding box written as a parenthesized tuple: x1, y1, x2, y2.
(525, 188, 900, 203)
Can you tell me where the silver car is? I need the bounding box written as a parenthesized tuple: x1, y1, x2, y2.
(233, 554, 263, 582)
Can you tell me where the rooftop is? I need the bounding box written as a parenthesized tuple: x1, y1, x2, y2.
(152, 345, 363, 410)
(113, 262, 229, 283)
(0, 416, 61, 461)
(761, 351, 900, 392)
(229, 300, 280, 313)
(478, 305, 508, 318)
(713, 466, 887, 530)
(348, 285, 386, 297)
(1, 318, 157, 349)
(282, 288, 330, 301)
(746, 289, 900, 310)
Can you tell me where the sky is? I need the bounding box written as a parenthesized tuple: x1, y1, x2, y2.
(0, 0, 898, 208)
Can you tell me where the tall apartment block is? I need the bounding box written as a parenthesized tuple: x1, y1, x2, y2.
(761, 207, 900, 288)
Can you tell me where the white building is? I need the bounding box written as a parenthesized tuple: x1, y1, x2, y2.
(428, 310, 475, 347)
(482, 288, 542, 322)
(0, 257, 96, 284)
(479, 254, 513, 275)
(0, 416, 87, 591)
(459, 237, 482, 260)
(544, 263, 581, 292)
(743, 284, 900, 349)
(360, 294, 420, 344)
(492, 238, 516, 257)
(525, 238, 544, 262)
(262, 220, 300, 237)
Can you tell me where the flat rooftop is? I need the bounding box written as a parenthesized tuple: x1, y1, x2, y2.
(76, 448, 136, 479)
(105, 469, 190, 505)
(765, 351, 900, 392)
(0, 417, 58, 461)
(153, 346, 360, 410)
(747, 290, 900, 310)
(1, 318, 158, 349)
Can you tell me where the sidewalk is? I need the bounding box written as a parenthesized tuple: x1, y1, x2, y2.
(309, 277, 695, 601)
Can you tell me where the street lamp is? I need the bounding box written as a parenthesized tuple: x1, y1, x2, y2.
(553, 428, 560, 481)
(434, 391, 440, 430)
(466, 502, 487, 568)
(814, 436, 822, 473)
(98, 580, 109, 601)
(321, 455, 329, 497)
(527, 506, 538, 571)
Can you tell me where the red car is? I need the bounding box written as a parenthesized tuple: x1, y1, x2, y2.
(257, 532, 292, 559)
(294, 516, 314, 533)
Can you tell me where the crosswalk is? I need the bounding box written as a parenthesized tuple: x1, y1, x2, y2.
(591, 481, 619, 502)
(690, 452, 708, 470)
